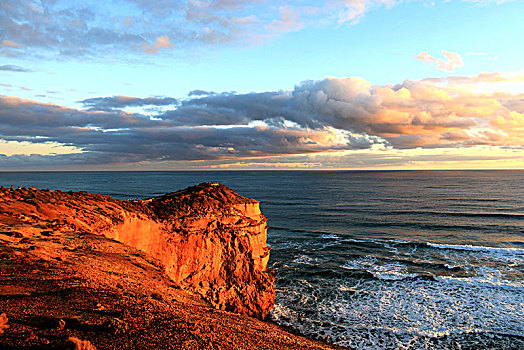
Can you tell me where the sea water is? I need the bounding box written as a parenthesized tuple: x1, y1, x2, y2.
(1, 170, 523, 349)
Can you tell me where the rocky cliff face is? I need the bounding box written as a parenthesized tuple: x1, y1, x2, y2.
(0, 183, 275, 319)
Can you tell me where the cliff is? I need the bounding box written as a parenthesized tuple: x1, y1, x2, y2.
(0, 190, 343, 349)
(0, 183, 274, 319)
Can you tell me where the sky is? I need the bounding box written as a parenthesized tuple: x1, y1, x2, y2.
(1, 0, 523, 170)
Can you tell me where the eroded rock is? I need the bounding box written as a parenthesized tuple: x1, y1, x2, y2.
(0, 183, 275, 319)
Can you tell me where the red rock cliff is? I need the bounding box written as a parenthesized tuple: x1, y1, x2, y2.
(0, 183, 275, 319)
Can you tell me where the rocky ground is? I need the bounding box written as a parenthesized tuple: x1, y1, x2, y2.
(0, 229, 344, 349)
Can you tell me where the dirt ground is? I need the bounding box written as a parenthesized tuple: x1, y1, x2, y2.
(0, 229, 344, 349)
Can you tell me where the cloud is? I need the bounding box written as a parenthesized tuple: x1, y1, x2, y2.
(0, 83, 32, 91)
(80, 96, 178, 111)
(191, 145, 524, 170)
(0, 40, 22, 48)
(1, 1, 513, 59)
(0, 64, 32, 72)
(142, 35, 176, 54)
(421, 71, 522, 85)
(0, 0, 413, 59)
(335, 0, 397, 24)
(463, 0, 516, 4)
(0, 94, 375, 166)
(0, 96, 161, 131)
(266, 6, 303, 34)
(414, 50, 464, 72)
(1, 71, 523, 168)
(188, 90, 216, 96)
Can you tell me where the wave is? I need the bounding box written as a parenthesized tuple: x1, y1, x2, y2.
(320, 233, 340, 239)
(341, 261, 428, 281)
(292, 255, 317, 265)
(304, 236, 524, 260)
(262, 200, 308, 206)
(381, 209, 524, 219)
(435, 274, 524, 290)
(426, 242, 524, 255)
(381, 239, 524, 257)
(270, 226, 335, 236)
(272, 270, 524, 350)
(277, 208, 524, 220)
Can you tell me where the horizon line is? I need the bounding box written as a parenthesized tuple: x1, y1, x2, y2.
(1, 168, 524, 173)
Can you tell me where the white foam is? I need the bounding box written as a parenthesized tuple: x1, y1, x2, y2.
(435, 266, 524, 290)
(292, 255, 316, 265)
(370, 264, 418, 281)
(426, 242, 524, 267)
(341, 261, 363, 270)
(271, 265, 524, 349)
(386, 238, 411, 244)
(427, 242, 524, 255)
(321, 233, 340, 239)
(342, 258, 417, 281)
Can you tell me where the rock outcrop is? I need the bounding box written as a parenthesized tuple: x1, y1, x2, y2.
(0, 215, 341, 349)
(0, 183, 275, 319)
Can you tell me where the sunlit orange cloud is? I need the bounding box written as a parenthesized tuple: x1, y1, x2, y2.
(266, 6, 303, 34)
(333, 73, 524, 148)
(414, 50, 463, 72)
(0, 140, 84, 156)
(0, 40, 22, 48)
(421, 71, 524, 95)
(335, 0, 396, 24)
(208, 161, 322, 169)
(142, 36, 175, 54)
(142, 145, 524, 171)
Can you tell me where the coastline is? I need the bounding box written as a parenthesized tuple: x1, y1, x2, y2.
(0, 185, 344, 349)
(0, 228, 344, 349)
(2, 173, 522, 349)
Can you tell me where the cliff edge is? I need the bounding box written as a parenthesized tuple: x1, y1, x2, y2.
(0, 187, 343, 349)
(0, 183, 274, 319)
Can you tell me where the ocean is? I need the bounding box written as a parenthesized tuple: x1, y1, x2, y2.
(1, 170, 523, 349)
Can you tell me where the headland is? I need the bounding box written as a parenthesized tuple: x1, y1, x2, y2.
(0, 184, 342, 349)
